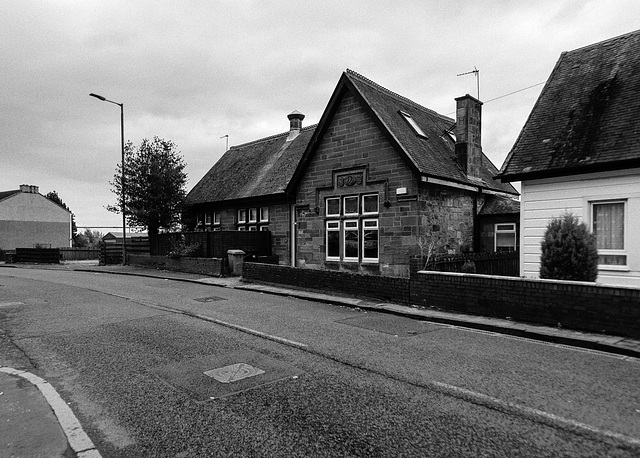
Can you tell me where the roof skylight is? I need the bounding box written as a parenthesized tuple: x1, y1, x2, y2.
(399, 111, 427, 138)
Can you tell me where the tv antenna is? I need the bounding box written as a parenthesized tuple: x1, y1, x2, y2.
(457, 66, 480, 100)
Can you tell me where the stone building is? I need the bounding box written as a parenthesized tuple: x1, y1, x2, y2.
(186, 70, 518, 277)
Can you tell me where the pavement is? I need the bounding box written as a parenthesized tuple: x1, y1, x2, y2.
(1, 261, 639, 457)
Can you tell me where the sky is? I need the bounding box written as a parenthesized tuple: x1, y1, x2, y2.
(2, 1, 639, 231)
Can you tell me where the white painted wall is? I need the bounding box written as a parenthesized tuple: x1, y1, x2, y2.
(520, 168, 640, 287)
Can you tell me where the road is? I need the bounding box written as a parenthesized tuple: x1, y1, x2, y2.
(1, 267, 639, 457)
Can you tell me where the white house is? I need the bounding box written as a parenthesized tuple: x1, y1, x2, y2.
(497, 30, 640, 287)
(0, 184, 72, 250)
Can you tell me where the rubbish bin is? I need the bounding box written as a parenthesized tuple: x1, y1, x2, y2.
(227, 249, 245, 276)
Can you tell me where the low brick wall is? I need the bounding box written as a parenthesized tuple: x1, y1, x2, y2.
(242, 262, 410, 304)
(411, 271, 640, 338)
(128, 254, 224, 276)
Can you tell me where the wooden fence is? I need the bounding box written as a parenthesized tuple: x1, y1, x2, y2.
(99, 238, 150, 265)
(59, 248, 100, 261)
(151, 231, 271, 258)
(422, 251, 519, 277)
(15, 248, 60, 264)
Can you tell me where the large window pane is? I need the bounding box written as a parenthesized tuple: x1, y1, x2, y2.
(363, 194, 379, 214)
(363, 219, 379, 261)
(343, 220, 359, 260)
(344, 196, 358, 216)
(593, 202, 624, 250)
(326, 221, 340, 259)
(326, 198, 340, 217)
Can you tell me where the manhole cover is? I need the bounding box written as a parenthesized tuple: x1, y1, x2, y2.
(193, 296, 227, 303)
(152, 350, 303, 401)
(204, 363, 265, 383)
(338, 314, 444, 336)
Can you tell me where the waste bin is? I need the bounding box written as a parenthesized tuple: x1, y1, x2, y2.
(227, 249, 245, 276)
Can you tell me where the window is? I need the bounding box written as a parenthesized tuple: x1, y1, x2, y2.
(495, 223, 516, 252)
(196, 213, 203, 227)
(249, 208, 258, 223)
(400, 111, 427, 138)
(238, 226, 247, 231)
(259, 226, 270, 231)
(326, 221, 340, 260)
(237, 209, 246, 224)
(592, 201, 626, 266)
(205, 212, 212, 225)
(362, 194, 379, 215)
(213, 212, 220, 225)
(343, 196, 359, 216)
(362, 219, 379, 262)
(260, 207, 269, 222)
(326, 198, 340, 217)
(343, 220, 359, 261)
(248, 225, 257, 231)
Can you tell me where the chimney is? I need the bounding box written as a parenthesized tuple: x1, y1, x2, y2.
(286, 111, 305, 141)
(20, 184, 39, 194)
(454, 95, 482, 179)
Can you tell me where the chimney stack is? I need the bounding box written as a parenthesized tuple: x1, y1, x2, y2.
(454, 95, 482, 179)
(19, 184, 39, 194)
(287, 111, 305, 141)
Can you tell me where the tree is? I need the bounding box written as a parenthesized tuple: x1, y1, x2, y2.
(108, 137, 187, 238)
(74, 228, 103, 248)
(45, 190, 79, 245)
(540, 213, 598, 282)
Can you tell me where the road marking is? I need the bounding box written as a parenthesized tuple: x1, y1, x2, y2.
(192, 314, 308, 349)
(0, 366, 102, 457)
(430, 380, 640, 448)
(0, 301, 24, 307)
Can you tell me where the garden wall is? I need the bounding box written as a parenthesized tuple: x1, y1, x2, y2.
(242, 262, 410, 304)
(411, 271, 640, 338)
(128, 254, 224, 277)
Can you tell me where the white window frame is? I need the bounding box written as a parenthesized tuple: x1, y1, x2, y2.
(213, 212, 220, 226)
(259, 225, 270, 232)
(259, 207, 269, 222)
(590, 199, 627, 269)
(343, 219, 359, 262)
(249, 208, 258, 223)
(343, 196, 359, 217)
(238, 226, 247, 231)
(205, 212, 212, 226)
(494, 223, 516, 252)
(362, 194, 379, 215)
(237, 209, 246, 224)
(326, 221, 340, 261)
(248, 225, 257, 231)
(326, 197, 340, 217)
(362, 218, 379, 263)
(400, 110, 428, 138)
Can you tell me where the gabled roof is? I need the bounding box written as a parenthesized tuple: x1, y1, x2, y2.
(186, 125, 316, 206)
(0, 189, 21, 203)
(498, 29, 640, 181)
(289, 69, 517, 195)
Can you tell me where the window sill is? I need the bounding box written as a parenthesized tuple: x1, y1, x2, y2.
(598, 265, 630, 272)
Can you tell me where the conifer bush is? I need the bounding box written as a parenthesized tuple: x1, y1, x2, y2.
(539, 213, 598, 282)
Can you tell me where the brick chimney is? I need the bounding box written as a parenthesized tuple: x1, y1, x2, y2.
(19, 184, 39, 194)
(454, 95, 482, 179)
(287, 111, 305, 141)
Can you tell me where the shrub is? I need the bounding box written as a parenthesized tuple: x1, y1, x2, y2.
(540, 213, 598, 282)
(167, 236, 201, 259)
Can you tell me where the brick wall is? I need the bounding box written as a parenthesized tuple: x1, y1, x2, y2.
(410, 271, 640, 338)
(129, 254, 223, 276)
(243, 262, 410, 304)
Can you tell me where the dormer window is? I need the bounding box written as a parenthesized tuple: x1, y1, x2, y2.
(400, 111, 427, 138)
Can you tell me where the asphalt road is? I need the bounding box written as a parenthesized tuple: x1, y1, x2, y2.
(1, 268, 639, 457)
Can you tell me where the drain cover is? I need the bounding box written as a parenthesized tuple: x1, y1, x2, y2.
(193, 296, 226, 303)
(152, 350, 303, 401)
(204, 363, 265, 383)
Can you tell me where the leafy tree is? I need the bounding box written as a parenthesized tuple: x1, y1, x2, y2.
(108, 137, 187, 239)
(45, 191, 79, 245)
(540, 213, 598, 282)
(75, 228, 103, 248)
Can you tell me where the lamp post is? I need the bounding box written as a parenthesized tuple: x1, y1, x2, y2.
(90, 93, 127, 265)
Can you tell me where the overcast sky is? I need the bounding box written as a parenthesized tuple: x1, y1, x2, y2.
(2, 1, 639, 230)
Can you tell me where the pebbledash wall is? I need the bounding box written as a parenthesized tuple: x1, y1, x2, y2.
(243, 262, 640, 338)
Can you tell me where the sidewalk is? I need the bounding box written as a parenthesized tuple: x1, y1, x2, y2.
(68, 263, 640, 359)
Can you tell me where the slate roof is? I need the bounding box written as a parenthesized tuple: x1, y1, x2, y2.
(0, 190, 20, 203)
(290, 70, 517, 195)
(478, 195, 520, 215)
(498, 29, 640, 181)
(186, 126, 316, 205)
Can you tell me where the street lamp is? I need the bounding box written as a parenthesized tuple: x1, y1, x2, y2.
(90, 92, 127, 266)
